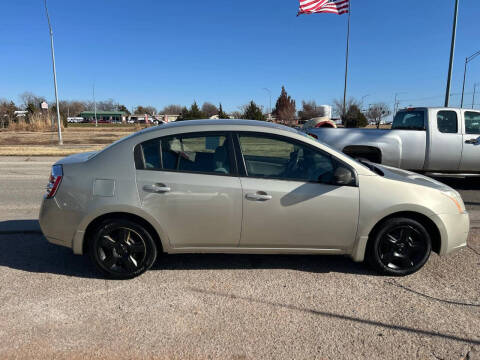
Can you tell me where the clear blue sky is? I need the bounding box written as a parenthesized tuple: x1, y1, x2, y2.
(1, 0, 479, 112)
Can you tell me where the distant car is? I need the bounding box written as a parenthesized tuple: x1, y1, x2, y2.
(39, 120, 469, 279)
(67, 117, 84, 123)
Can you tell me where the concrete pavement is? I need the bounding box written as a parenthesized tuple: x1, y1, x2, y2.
(0, 156, 479, 359)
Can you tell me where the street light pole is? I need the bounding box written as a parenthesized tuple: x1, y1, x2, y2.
(444, 0, 459, 107)
(393, 92, 406, 114)
(262, 88, 272, 118)
(44, 0, 62, 145)
(461, 50, 480, 108)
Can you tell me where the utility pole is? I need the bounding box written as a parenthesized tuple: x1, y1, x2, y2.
(93, 83, 97, 127)
(461, 50, 480, 107)
(444, 0, 459, 107)
(473, 83, 478, 109)
(44, 0, 62, 145)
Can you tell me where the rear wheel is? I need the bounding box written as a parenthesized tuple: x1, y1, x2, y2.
(89, 219, 157, 279)
(366, 217, 431, 276)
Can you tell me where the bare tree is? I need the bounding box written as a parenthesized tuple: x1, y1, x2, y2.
(365, 103, 391, 128)
(134, 106, 157, 115)
(332, 97, 362, 126)
(298, 101, 325, 120)
(58, 100, 87, 118)
(201, 102, 219, 118)
(231, 111, 242, 119)
(161, 104, 183, 114)
(96, 99, 116, 111)
(19, 92, 46, 110)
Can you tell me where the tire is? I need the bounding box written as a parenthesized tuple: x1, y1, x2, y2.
(89, 218, 157, 279)
(366, 217, 432, 276)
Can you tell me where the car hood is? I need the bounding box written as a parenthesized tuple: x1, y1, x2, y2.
(55, 151, 98, 165)
(372, 163, 453, 191)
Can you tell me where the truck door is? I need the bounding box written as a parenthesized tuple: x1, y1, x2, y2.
(426, 109, 463, 171)
(459, 111, 480, 172)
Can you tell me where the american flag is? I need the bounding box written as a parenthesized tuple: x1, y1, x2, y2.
(298, 0, 349, 16)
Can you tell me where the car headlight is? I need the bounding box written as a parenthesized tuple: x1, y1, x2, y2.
(441, 190, 465, 213)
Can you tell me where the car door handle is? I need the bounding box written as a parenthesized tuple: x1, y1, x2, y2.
(465, 138, 478, 144)
(143, 183, 171, 193)
(245, 192, 272, 201)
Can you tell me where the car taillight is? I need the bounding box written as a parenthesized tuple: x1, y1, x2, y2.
(45, 164, 63, 199)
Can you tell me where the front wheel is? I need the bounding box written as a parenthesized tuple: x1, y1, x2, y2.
(366, 217, 432, 276)
(89, 219, 157, 279)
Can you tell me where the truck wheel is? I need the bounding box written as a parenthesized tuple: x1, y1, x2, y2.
(89, 218, 157, 279)
(366, 217, 431, 276)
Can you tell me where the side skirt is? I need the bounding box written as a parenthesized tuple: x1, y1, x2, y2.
(166, 247, 349, 256)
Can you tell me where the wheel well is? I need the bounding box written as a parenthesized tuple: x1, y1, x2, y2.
(368, 211, 441, 254)
(83, 212, 163, 255)
(343, 145, 382, 163)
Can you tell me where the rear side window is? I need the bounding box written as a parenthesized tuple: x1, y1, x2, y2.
(437, 111, 458, 133)
(391, 111, 425, 130)
(465, 111, 480, 134)
(139, 138, 161, 169)
(135, 133, 232, 175)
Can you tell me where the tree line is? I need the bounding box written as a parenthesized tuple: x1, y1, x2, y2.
(1, 87, 391, 129)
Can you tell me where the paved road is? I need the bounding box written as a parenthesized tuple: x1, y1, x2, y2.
(0, 157, 479, 359)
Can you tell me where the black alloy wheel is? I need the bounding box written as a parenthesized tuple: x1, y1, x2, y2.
(90, 219, 157, 279)
(367, 217, 432, 276)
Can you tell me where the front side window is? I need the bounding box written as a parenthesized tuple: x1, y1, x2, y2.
(465, 111, 480, 134)
(391, 111, 425, 130)
(136, 133, 232, 175)
(238, 134, 338, 184)
(437, 111, 458, 133)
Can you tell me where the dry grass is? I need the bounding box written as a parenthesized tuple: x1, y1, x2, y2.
(7, 113, 63, 132)
(0, 145, 104, 156)
(0, 127, 137, 146)
(0, 124, 141, 156)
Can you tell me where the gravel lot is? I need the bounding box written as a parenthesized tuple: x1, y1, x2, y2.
(0, 156, 479, 359)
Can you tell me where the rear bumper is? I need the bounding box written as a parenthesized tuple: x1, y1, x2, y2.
(431, 212, 469, 256)
(39, 197, 80, 250)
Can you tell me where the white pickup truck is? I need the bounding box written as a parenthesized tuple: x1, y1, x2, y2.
(307, 107, 480, 174)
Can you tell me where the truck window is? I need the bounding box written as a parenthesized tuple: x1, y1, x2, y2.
(465, 112, 480, 134)
(437, 111, 458, 133)
(391, 111, 425, 130)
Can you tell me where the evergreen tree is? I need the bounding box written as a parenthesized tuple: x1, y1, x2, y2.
(242, 101, 265, 121)
(177, 102, 204, 120)
(188, 101, 203, 119)
(343, 105, 368, 128)
(217, 103, 229, 119)
(176, 106, 189, 121)
(273, 86, 296, 125)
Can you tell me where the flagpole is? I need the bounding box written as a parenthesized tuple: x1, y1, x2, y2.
(444, 0, 459, 107)
(342, 2, 351, 119)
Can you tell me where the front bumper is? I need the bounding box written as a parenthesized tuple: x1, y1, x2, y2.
(431, 211, 470, 256)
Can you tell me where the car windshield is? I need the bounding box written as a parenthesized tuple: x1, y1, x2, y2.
(391, 110, 425, 130)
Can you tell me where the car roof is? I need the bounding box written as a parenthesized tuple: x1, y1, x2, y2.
(135, 119, 300, 136)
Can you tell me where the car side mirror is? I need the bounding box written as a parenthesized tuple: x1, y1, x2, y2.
(334, 166, 354, 186)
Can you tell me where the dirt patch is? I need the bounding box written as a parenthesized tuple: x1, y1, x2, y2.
(0, 127, 138, 147)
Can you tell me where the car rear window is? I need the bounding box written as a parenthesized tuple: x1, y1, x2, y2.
(391, 111, 425, 130)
